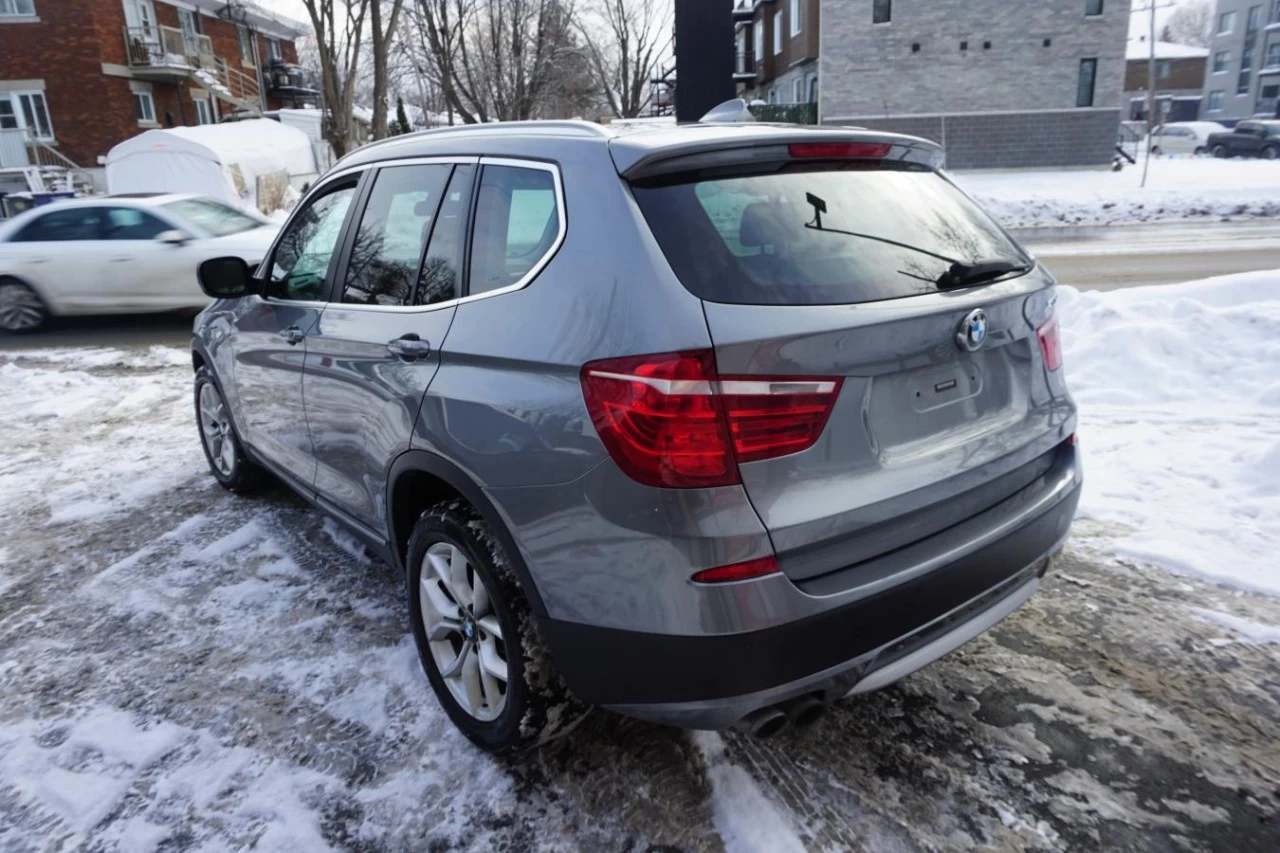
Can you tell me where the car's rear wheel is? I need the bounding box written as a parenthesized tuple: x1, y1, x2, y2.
(1263, 145, 1279, 160)
(194, 366, 265, 492)
(1213, 144, 1229, 158)
(1194, 146, 1206, 156)
(406, 500, 585, 753)
(0, 278, 48, 334)
(1150, 145, 1161, 156)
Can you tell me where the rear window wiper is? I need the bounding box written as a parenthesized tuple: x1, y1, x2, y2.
(936, 259, 1034, 290)
(803, 193, 961, 266)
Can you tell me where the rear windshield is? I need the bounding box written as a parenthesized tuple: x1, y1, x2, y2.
(631, 163, 1028, 306)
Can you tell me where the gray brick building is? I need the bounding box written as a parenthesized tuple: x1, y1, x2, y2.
(1201, 0, 1280, 122)
(818, 0, 1133, 168)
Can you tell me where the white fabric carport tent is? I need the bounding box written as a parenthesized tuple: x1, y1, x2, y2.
(104, 119, 318, 209)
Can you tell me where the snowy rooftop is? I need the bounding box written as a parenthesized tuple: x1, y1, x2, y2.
(1126, 39, 1211, 60)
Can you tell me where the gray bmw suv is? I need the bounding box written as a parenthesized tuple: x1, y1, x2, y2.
(192, 119, 1080, 752)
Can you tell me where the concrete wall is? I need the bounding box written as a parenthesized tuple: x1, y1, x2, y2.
(1202, 0, 1280, 122)
(819, 0, 1131, 167)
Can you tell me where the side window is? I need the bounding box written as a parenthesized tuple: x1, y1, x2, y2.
(468, 164, 560, 296)
(102, 207, 170, 240)
(416, 164, 475, 306)
(14, 208, 103, 242)
(341, 163, 451, 306)
(268, 182, 358, 301)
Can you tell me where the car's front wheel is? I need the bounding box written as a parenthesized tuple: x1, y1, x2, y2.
(1262, 145, 1279, 160)
(194, 366, 265, 492)
(406, 500, 585, 753)
(0, 278, 48, 334)
(1213, 144, 1229, 158)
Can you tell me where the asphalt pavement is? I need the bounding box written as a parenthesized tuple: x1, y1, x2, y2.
(1, 220, 1276, 350)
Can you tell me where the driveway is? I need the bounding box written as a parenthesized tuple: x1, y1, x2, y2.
(0, 347, 1277, 851)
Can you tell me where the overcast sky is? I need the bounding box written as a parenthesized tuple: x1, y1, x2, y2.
(257, 0, 308, 23)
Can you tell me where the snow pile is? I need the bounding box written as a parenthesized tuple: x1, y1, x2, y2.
(1060, 270, 1280, 595)
(954, 159, 1280, 228)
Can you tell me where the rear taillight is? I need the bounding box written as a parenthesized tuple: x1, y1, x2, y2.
(581, 351, 842, 488)
(788, 142, 893, 159)
(1037, 313, 1063, 372)
(691, 556, 781, 584)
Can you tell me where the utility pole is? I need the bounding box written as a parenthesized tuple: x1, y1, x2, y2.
(1134, 1, 1176, 188)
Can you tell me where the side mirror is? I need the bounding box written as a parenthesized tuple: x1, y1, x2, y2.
(157, 229, 190, 246)
(198, 256, 254, 298)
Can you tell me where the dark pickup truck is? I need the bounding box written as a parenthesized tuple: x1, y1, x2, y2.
(1206, 120, 1280, 159)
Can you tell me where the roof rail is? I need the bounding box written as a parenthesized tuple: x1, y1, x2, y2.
(344, 119, 612, 159)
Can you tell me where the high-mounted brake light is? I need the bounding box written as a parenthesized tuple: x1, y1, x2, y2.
(691, 556, 781, 584)
(1037, 313, 1063, 372)
(788, 142, 893, 160)
(581, 351, 843, 488)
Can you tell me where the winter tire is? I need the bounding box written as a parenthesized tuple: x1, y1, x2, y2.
(0, 278, 49, 333)
(1263, 145, 1279, 160)
(1213, 144, 1229, 158)
(194, 365, 266, 493)
(406, 499, 585, 753)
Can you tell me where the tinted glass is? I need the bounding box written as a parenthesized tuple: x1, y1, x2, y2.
(341, 164, 451, 306)
(102, 207, 169, 240)
(468, 165, 559, 296)
(415, 164, 475, 306)
(268, 184, 357, 301)
(632, 163, 1028, 307)
(161, 198, 262, 237)
(14, 208, 103, 242)
(1077, 59, 1098, 107)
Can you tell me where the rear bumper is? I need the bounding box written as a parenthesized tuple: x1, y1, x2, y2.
(539, 458, 1080, 730)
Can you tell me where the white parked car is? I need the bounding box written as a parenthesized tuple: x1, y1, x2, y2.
(0, 194, 279, 332)
(1145, 121, 1227, 156)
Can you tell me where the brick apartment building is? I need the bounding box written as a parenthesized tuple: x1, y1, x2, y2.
(0, 0, 310, 181)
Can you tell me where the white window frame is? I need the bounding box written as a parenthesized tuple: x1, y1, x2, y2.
(753, 20, 763, 61)
(4, 90, 53, 140)
(194, 96, 213, 125)
(1207, 90, 1225, 112)
(806, 72, 818, 103)
(132, 90, 156, 125)
(267, 37, 283, 61)
(0, 0, 37, 19)
(792, 77, 803, 103)
(773, 11, 783, 55)
(790, 0, 801, 36)
(1218, 11, 1236, 35)
(237, 25, 255, 65)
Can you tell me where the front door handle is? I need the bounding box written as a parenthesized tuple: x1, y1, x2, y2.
(386, 334, 431, 360)
(109, 256, 132, 263)
(279, 325, 305, 345)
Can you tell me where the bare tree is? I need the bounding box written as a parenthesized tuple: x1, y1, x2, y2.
(370, 0, 408, 139)
(1161, 0, 1214, 47)
(578, 0, 669, 118)
(298, 0, 371, 157)
(411, 0, 582, 122)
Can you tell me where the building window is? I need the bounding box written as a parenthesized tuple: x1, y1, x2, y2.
(1218, 10, 1236, 34)
(789, 0, 801, 36)
(5, 91, 53, 139)
(237, 25, 255, 64)
(267, 37, 283, 61)
(1273, 0, 1280, 23)
(773, 11, 782, 54)
(1213, 50, 1230, 73)
(806, 73, 818, 103)
(960, 40, 968, 51)
(792, 77, 804, 103)
(873, 0, 891, 24)
(1240, 44, 1255, 94)
(1207, 90, 1224, 111)
(754, 20, 763, 61)
(1085, 0, 1103, 15)
(0, 0, 36, 17)
(194, 97, 214, 125)
(1076, 58, 1097, 107)
(132, 91, 155, 124)
(1267, 43, 1280, 68)
(1156, 60, 1170, 78)
(1247, 4, 1262, 32)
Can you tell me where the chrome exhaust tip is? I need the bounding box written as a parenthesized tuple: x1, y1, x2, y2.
(736, 706, 789, 738)
(781, 695, 825, 728)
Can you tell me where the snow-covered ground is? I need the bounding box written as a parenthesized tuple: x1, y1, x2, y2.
(1, 273, 1279, 850)
(955, 157, 1280, 228)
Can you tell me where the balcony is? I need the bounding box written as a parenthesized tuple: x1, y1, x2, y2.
(734, 51, 757, 81)
(123, 25, 215, 79)
(265, 58, 321, 106)
(732, 2, 755, 23)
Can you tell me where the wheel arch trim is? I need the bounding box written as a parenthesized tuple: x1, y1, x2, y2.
(387, 450, 549, 617)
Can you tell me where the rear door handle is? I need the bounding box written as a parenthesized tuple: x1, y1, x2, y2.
(27, 258, 50, 265)
(279, 325, 305, 345)
(109, 256, 132, 263)
(386, 334, 432, 360)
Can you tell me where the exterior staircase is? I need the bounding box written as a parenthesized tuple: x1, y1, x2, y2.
(0, 128, 95, 195)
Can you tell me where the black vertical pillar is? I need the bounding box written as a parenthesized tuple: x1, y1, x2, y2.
(674, 0, 735, 123)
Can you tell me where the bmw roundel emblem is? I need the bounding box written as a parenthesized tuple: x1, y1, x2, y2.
(956, 309, 988, 352)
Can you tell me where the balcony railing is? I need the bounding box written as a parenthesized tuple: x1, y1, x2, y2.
(123, 25, 215, 71)
(0, 126, 93, 191)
